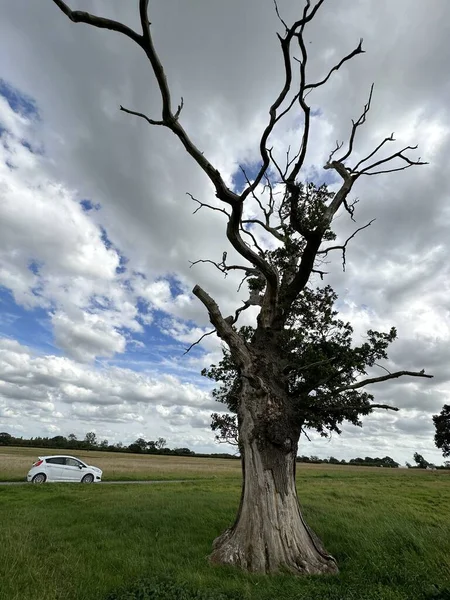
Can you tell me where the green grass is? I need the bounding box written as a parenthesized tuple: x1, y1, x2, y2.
(1, 470, 450, 600)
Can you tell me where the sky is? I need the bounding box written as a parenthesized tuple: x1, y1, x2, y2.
(0, 0, 449, 465)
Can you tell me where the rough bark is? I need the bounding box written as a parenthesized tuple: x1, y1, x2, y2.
(209, 381, 338, 575)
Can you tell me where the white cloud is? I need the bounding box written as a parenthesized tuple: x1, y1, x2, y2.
(0, 337, 220, 446)
(51, 311, 127, 363)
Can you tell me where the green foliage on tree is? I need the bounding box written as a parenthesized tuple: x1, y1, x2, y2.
(205, 283, 400, 439)
(433, 405, 450, 457)
(0, 432, 12, 446)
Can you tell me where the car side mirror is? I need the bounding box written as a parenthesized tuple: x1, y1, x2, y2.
(78, 465, 83, 469)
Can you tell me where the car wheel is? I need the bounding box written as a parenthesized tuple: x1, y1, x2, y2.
(81, 474, 94, 483)
(32, 473, 46, 484)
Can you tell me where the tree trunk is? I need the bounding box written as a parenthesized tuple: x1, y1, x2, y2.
(209, 391, 338, 575)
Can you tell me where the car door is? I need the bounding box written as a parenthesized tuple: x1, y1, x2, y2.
(44, 457, 66, 481)
(63, 457, 85, 481)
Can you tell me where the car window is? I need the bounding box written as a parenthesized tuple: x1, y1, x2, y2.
(45, 457, 66, 465)
(65, 458, 83, 468)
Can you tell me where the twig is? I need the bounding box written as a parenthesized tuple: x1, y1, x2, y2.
(305, 39, 364, 91)
(312, 268, 328, 280)
(189, 258, 256, 276)
(301, 427, 312, 442)
(120, 105, 163, 125)
(273, 0, 288, 31)
(242, 218, 285, 242)
(187, 192, 230, 217)
(335, 84, 374, 164)
(353, 133, 395, 171)
(318, 219, 375, 271)
(183, 329, 216, 355)
(358, 146, 428, 175)
(374, 363, 392, 375)
(241, 0, 327, 200)
(240, 225, 265, 255)
(326, 140, 344, 166)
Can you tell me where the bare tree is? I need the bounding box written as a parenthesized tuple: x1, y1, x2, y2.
(52, 0, 432, 575)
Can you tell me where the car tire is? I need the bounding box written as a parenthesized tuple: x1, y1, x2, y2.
(81, 474, 94, 483)
(32, 473, 46, 484)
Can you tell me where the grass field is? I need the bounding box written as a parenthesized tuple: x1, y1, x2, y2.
(1, 448, 450, 600)
(0, 446, 242, 482)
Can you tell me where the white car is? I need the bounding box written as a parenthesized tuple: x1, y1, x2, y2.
(27, 455, 102, 484)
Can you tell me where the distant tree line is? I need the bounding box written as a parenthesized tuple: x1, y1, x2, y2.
(3, 430, 448, 468)
(296, 455, 400, 467)
(0, 431, 238, 459)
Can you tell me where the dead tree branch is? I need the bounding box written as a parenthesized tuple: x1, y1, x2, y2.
(183, 329, 216, 355)
(240, 225, 265, 256)
(333, 84, 374, 164)
(238, 168, 283, 243)
(119, 105, 164, 126)
(318, 219, 375, 271)
(190, 257, 258, 277)
(240, 0, 330, 200)
(232, 287, 264, 324)
(54, 0, 429, 339)
(305, 39, 364, 91)
(374, 363, 392, 375)
(357, 146, 428, 176)
(335, 370, 433, 393)
(324, 86, 427, 180)
(186, 192, 230, 218)
(242, 219, 285, 242)
(301, 427, 312, 442)
(353, 133, 395, 171)
(52, 0, 143, 44)
(273, 0, 288, 31)
(53, 0, 281, 311)
(325, 403, 400, 412)
(52, 0, 237, 205)
(193, 285, 251, 368)
(312, 268, 328, 280)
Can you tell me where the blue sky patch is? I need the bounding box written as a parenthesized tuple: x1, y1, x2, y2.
(232, 161, 263, 193)
(99, 225, 128, 275)
(307, 164, 339, 187)
(100, 226, 113, 250)
(0, 78, 39, 120)
(167, 275, 187, 298)
(80, 199, 101, 212)
(0, 287, 55, 354)
(108, 315, 197, 374)
(28, 260, 41, 276)
(116, 253, 128, 275)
